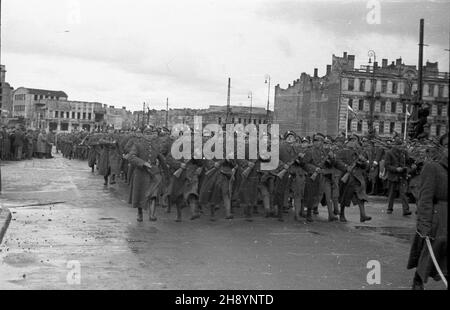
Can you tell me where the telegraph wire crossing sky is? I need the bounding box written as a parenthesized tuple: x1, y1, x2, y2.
(2, 0, 449, 112)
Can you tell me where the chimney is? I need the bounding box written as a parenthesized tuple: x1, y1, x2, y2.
(314, 68, 318, 78)
(343, 52, 347, 58)
(382, 59, 388, 68)
(326, 65, 331, 75)
(348, 55, 355, 69)
(396, 58, 402, 66)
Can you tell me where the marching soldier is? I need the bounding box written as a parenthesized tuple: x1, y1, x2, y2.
(318, 136, 341, 221)
(303, 133, 329, 222)
(128, 128, 168, 222)
(275, 131, 308, 222)
(384, 136, 414, 216)
(336, 134, 371, 223)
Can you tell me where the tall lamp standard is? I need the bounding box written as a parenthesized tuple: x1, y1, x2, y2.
(248, 91, 253, 123)
(367, 50, 377, 138)
(265, 75, 271, 123)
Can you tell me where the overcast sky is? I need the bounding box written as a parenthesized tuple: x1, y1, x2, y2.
(2, 0, 449, 112)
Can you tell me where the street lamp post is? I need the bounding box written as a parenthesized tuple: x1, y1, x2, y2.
(265, 75, 271, 122)
(248, 91, 253, 123)
(367, 50, 377, 138)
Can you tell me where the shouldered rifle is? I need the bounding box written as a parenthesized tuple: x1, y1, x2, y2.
(173, 160, 191, 178)
(341, 153, 367, 184)
(310, 151, 334, 181)
(277, 152, 306, 179)
(242, 161, 256, 179)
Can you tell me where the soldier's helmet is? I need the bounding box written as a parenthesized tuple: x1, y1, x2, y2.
(284, 130, 296, 140)
(313, 133, 325, 142)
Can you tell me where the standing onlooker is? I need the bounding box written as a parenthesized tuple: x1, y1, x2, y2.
(37, 129, 47, 159)
(25, 130, 34, 160)
(13, 126, 25, 161)
(46, 130, 54, 159)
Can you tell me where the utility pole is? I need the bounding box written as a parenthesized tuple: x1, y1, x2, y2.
(226, 78, 231, 123)
(0, 0, 3, 114)
(444, 32, 450, 129)
(408, 19, 427, 139)
(165, 98, 169, 128)
(367, 50, 377, 138)
(142, 102, 145, 129)
(265, 75, 271, 122)
(413, 19, 425, 122)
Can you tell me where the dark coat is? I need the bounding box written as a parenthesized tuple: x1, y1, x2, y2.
(336, 147, 369, 207)
(385, 146, 413, 182)
(407, 157, 447, 283)
(169, 159, 204, 206)
(13, 129, 25, 148)
(128, 136, 167, 209)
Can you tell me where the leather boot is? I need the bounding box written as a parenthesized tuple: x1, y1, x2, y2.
(137, 208, 143, 222)
(306, 208, 313, 222)
(339, 206, 347, 222)
(359, 204, 372, 222)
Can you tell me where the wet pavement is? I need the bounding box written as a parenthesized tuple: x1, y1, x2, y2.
(0, 154, 445, 290)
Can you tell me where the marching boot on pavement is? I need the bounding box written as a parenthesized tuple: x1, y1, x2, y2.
(339, 205, 347, 223)
(358, 202, 371, 223)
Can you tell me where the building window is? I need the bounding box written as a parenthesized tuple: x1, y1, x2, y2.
(359, 80, 365, 92)
(402, 102, 407, 114)
(379, 121, 384, 134)
(391, 102, 397, 113)
(380, 101, 386, 113)
(428, 84, 434, 97)
(238, 118, 241, 124)
(55, 111, 59, 118)
(34, 95, 38, 101)
(14, 94, 26, 101)
(390, 122, 395, 134)
(357, 120, 362, 132)
(72, 112, 75, 119)
(358, 100, 364, 111)
(348, 78, 354, 91)
(258, 119, 262, 124)
(218, 117, 222, 124)
(66, 112, 70, 119)
(437, 104, 442, 116)
(401, 122, 405, 135)
(436, 125, 441, 136)
(348, 99, 353, 109)
(61, 123, 69, 131)
(77, 112, 81, 119)
(381, 80, 388, 93)
(83, 113, 86, 120)
(347, 119, 352, 132)
(231, 118, 235, 123)
(392, 82, 398, 94)
(438, 85, 445, 98)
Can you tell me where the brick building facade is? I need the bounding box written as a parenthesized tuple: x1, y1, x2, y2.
(274, 52, 449, 138)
